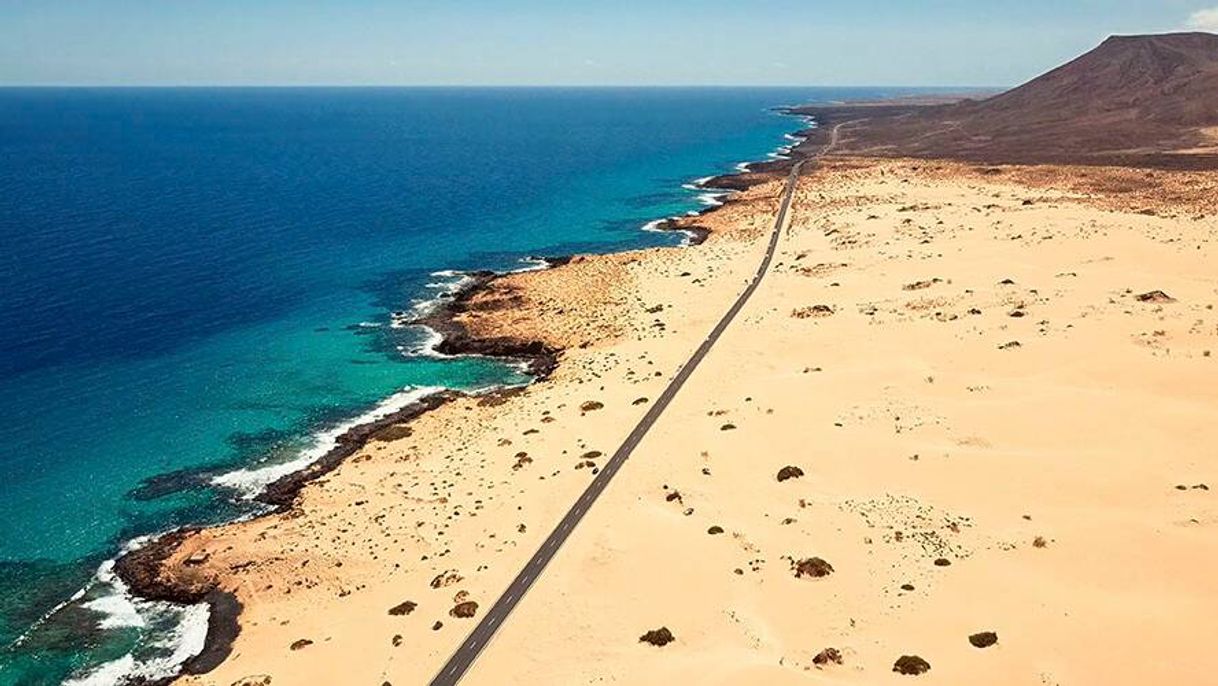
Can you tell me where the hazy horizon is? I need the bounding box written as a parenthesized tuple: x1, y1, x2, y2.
(0, 84, 1004, 91)
(2, 1, 1214, 88)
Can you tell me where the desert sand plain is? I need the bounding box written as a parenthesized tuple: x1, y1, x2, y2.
(151, 156, 1217, 686)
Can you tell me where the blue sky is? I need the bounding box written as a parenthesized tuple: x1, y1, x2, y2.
(1, 1, 1214, 86)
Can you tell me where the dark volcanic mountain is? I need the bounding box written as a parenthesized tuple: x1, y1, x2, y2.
(793, 32, 1218, 168)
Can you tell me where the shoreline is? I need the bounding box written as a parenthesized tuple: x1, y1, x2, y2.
(107, 147, 1218, 684)
(419, 156, 1216, 684)
(113, 389, 461, 681)
(106, 119, 804, 684)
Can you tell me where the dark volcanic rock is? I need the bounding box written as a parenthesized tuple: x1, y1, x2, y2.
(259, 391, 458, 511)
(792, 304, 835, 319)
(704, 161, 796, 191)
(639, 627, 676, 647)
(450, 601, 479, 619)
(289, 639, 313, 651)
(652, 218, 712, 245)
(777, 465, 805, 482)
(127, 467, 214, 502)
(969, 631, 999, 648)
(410, 270, 562, 379)
(893, 655, 931, 675)
(388, 601, 417, 616)
(373, 423, 414, 442)
(112, 531, 210, 604)
(111, 531, 243, 678)
(813, 647, 844, 666)
(1136, 290, 1176, 303)
(707, 526, 725, 535)
(792, 557, 834, 579)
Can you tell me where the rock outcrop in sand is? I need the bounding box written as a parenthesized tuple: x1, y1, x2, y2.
(776, 465, 805, 482)
(893, 655, 931, 675)
(1136, 290, 1176, 303)
(387, 601, 417, 616)
(968, 631, 999, 648)
(812, 647, 843, 666)
(638, 627, 675, 647)
(791, 557, 834, 579)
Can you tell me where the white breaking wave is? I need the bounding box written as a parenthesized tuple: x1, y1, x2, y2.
(396, 256, 551, 359)
(63, 113, 819, 686)
(84, 591, 144, 631)
(641, 216, 701, 247)
(64, 604, 209, 686)
(641, 218, 668, 233)
(696, 191, 730, 207)
(402, 326, 448, 358)
(211, 385, 444, 499)
(509, 256, 551, 273)
(66, 655, 140, 686)
(404, 271, 476, 320)
(62, 537, 211, 686)
(681, 174, 720, 192)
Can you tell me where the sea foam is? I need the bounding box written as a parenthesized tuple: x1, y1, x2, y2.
(64, 603, 209, 686)
(211, 385, 444, 499)
(63, 537, 211, 686)
(401, 270, 476, 321)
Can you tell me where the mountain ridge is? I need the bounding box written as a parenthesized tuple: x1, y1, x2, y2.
(791, 32, 1218, 168)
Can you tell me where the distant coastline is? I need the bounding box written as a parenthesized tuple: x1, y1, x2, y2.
(94, 70, 1218, 681)
(99, 101, 818, 685)
(3, 87, 853, 686)
(10, 27, 1216, 686)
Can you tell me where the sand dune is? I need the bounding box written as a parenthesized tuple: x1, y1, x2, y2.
(138, 156, 1218, 685)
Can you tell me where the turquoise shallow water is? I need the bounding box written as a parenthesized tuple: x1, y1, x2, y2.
(0, 86, 924, 684)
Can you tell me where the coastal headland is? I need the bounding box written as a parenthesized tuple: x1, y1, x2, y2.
(117, 33, 1218, 686)
(788, 33, 1218, 169)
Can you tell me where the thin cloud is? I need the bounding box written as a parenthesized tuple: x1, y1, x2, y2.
(1188, 7, 1218, 31)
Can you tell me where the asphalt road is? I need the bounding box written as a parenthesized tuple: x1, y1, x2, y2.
(428, 157, 807, 686)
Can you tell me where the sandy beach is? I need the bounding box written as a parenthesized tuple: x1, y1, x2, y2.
(122, 153, 1218, 685)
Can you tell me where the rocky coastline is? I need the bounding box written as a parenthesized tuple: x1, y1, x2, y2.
(109, 140, 795, 682)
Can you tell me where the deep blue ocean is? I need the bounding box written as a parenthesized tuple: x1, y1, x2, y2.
(0, 86, 919, 684)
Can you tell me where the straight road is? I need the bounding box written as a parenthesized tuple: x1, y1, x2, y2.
(428, 156, 808, 686)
